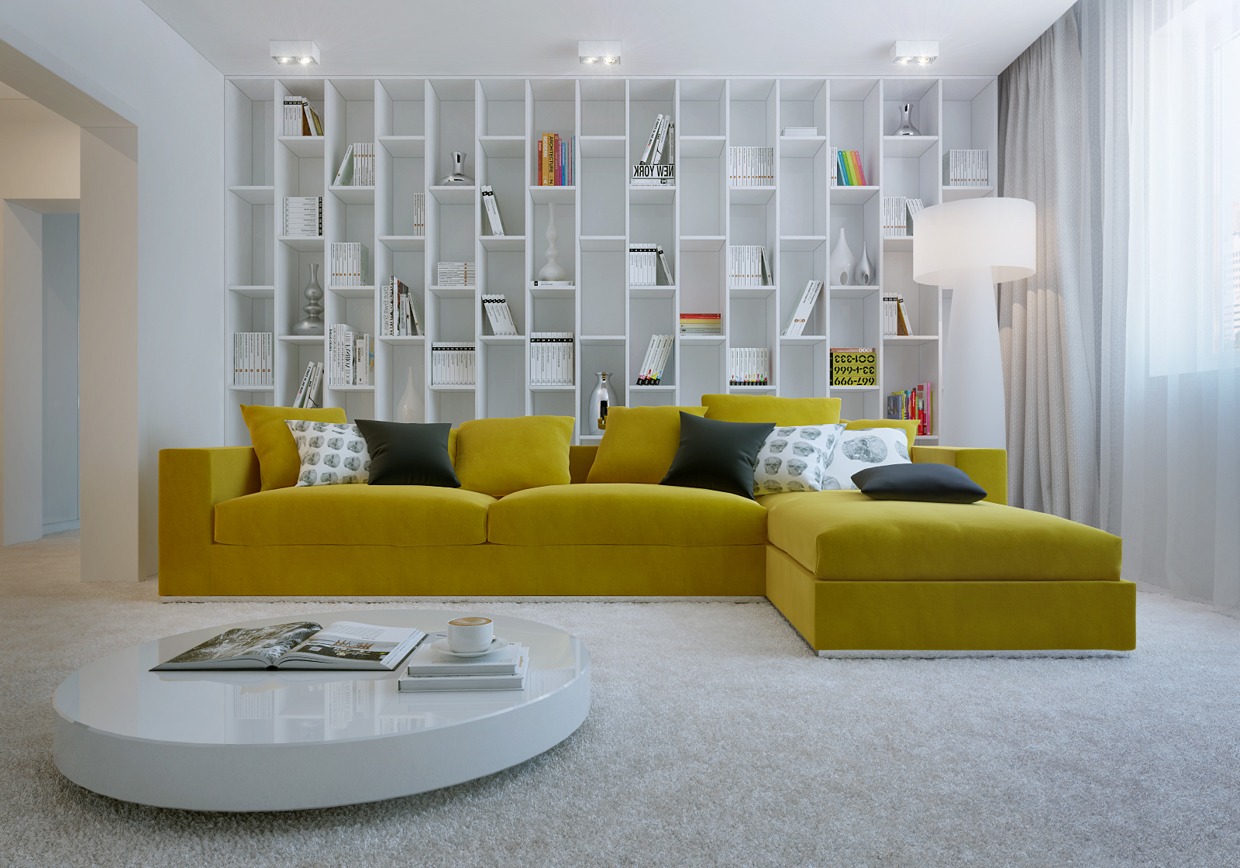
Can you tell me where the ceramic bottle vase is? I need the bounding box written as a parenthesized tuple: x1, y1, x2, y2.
(830, 228, 855, 286)
(396, 365, 423, 423)
(855, 243, 874, 286)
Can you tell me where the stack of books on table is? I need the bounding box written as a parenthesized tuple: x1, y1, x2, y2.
(398, 636, 529, 692)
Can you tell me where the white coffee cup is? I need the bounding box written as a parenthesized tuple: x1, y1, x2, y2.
(447, 616, 494, 653)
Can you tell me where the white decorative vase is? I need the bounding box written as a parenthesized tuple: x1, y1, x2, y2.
(588, 372, 617, 435)
(830, 228, 855, 286)
(396, 365, 422, 423)
(854, 243, 874, 286)
(538, 203, 568, 281)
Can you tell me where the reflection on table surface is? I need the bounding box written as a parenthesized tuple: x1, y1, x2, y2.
(55, 610, 587, 746)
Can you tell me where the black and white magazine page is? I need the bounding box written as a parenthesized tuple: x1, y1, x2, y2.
(280, 621, 427, 670)
(152, 622, 322, 671)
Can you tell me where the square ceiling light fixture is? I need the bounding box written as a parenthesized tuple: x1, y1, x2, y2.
(579, 41, 621, 65)
(271, 40, 319, 66)
(891, 40, 938, 66)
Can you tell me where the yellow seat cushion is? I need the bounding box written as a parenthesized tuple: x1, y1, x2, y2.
(215, 485, 495, 546)
(586, 405, 708, 484)
(454, 415, 574, 496)
(702, 394, 842, 425)
(488, 483, 767, 546)
(762, 491, 1122, 582)
(241, 404, 348, 491)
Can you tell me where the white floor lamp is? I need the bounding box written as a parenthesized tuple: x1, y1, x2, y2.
(912, 198, 1036, 449)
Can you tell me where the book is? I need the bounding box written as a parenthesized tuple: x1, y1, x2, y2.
(782, 280, 823, 336)
(638, 114, 663, 166)
(531, 279, 575, 288)
(782, 126, 817, 137)
(151, 620, 426, 671)
(332, 143, 355, 186)
(482, 294, 519, 336)
(404, 634, 526, 677)
(896, 296, 912, 336)
(302, 102, 323, 136)
(481, 184, 505, 235)
(830, 347, 878, 386)
(656, 246, 675, 284)
(398, 647, 529, 692)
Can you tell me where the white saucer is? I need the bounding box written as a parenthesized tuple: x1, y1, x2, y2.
(431, 637, 504, 658)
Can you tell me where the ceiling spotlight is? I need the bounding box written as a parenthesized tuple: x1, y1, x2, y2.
(270, 40, 319, 67)
(891, 40, 938, 66)
(579, 41, 621, 66)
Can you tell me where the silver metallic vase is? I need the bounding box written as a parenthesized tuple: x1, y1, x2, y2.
(894, 103, 921, 136)
(439, 151, 474, 185)
(292, 263, 325, 336)
(588, 372, 617, 435)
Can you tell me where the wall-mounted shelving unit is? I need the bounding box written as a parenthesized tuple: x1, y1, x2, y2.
(224, 75, 998, 445)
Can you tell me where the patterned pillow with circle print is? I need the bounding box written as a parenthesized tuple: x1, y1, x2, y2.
(285, 419, 371, 486)
(821, 426, 911, 491)
(752, 424, 846, 495)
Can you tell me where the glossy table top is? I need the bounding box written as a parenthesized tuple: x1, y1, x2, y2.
(54, 609, 587, 747)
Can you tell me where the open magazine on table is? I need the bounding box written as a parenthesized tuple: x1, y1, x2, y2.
(151, 620, 426, 671)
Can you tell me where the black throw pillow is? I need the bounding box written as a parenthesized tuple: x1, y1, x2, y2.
(852, 462, 986, 503)
(660, 412, 774, 500)
(355, 419, 460, 487)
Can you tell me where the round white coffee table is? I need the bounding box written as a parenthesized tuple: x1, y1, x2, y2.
(52, 609, 590, 811)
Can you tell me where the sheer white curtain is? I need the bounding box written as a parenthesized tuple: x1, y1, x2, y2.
(1092, 0, 1240, 608)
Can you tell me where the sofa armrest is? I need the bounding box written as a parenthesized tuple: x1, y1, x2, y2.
(910, 446, 1007, 505)
(158, 447, 260, 592)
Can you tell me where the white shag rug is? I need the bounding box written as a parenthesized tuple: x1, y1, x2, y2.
(2, 533, 1239, 868)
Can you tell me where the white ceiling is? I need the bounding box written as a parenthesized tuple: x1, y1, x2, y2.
(138, 0, 1074, 79)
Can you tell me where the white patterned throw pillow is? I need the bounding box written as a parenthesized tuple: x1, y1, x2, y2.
(752, 424, 846, 495)
(822, 426, 911, 491)
(286, 420, 371, 486)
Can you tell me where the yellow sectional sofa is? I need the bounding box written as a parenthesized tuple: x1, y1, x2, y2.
(158, 438, 1136, 653)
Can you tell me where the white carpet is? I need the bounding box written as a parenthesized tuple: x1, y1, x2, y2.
(2, 533, 1239, 867)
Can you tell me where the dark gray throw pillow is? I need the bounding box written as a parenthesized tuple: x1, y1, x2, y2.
(660, 412, 774, 500)
(355, 419, 460, 487)
(852, 462, 986, 503)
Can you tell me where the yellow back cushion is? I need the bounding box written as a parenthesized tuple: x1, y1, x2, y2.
(844, 418, 919, 444)
(587, 406, 708, 484)
(455, 415, 575, 496)
(701, 394, 842, 426)
(241, 404, 348, 491)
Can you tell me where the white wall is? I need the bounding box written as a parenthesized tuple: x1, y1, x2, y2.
(1, 203, 43, 542)
(0, 96, 78, 544)
(42, 213, 79, 531)
(0, 0, 225, 579)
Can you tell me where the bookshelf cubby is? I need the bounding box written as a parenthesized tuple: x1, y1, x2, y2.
(223, 76, 998, 445)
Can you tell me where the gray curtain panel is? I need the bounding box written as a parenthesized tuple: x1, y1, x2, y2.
(998, 8, 1102, 527)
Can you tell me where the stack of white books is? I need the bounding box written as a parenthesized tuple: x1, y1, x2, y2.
(398, 635, 529, 692)
(436, 261, 476, 287)
(283, 196, 322, 237)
